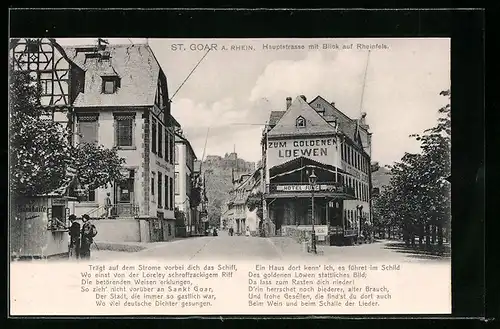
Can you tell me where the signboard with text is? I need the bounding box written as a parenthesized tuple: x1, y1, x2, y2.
(267, 137, 337, 168)
(273, 184, 343, 193)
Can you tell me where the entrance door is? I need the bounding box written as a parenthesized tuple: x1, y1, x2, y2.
(114, 170, 135, 217)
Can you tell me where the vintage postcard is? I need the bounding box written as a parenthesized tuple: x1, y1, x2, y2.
(9, 37, 451, 316)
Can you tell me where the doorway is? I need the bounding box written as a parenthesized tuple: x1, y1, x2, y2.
(114, 169, 135, 217)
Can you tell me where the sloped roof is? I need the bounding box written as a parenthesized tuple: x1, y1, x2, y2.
(268, 96, 337, 137)
(62, 44, 161, 107)
(269, 111, 285, 126)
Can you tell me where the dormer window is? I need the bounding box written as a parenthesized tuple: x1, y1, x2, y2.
(296, 116, 306, 128)
(102, 76, 120, 94)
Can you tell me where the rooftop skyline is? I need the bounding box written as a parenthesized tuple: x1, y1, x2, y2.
(56, 38, 451, 166)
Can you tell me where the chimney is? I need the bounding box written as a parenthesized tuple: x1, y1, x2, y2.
(331, 102, 336, 107)
(286, 97, 292, 109)
(300, 95, 307, 102)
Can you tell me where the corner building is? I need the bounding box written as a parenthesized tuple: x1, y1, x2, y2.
(263, 95, 373, 245)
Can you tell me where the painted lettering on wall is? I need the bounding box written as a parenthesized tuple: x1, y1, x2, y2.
(267, 137, 337, 167)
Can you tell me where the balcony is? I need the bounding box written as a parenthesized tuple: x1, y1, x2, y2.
(265, 182, 355, 199)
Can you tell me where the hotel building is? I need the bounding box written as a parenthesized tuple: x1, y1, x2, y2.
(262, 95, 373, 245)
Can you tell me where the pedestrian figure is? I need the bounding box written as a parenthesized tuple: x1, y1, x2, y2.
(68, 214, 80, 260)
(229, 227, 234, 236)
(80, 214, 98, 259)
(104, 192, 113, 219)
(212, 227, 218, 236)
(245, 226, 250, 237)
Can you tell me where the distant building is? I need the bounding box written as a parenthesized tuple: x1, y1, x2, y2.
(226, 169, 262, 235)
(174, 129, 201, 236)
(262, 95, 373, 245)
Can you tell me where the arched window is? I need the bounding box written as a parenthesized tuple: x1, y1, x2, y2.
(296, 116, 306, 128)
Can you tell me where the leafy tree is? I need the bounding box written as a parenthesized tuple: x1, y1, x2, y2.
(9, 68, 126, 198)
(71, 143, 125, 191)
(9, 69, 73, 196)
(245, 191, 263, 220)
(373, 89, 451, 250)
(174, 207, 186, 227)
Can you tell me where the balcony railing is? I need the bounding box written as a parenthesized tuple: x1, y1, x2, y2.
(110, 204, 140, 218)
(266, 182, 355, 197)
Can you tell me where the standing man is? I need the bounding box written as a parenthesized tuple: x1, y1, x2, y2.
(68, 214, 80, 259)
(104, 192, 113, 219)
(80, 214, 98, 259)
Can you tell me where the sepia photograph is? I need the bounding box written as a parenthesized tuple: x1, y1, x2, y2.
(9, 36, 452, 315)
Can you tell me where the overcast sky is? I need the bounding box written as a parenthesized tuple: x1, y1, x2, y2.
(56, 38, 450, 166)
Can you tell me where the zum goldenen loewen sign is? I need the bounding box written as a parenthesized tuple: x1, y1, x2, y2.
(268, 138, 336, 158)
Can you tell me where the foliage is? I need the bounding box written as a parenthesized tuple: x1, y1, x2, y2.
(71, 143, 125, 190)
(372, 89, 451, 246)
(174, 207, 186, 227)
(9, 68, 126, 197)
(245, 191, 263, 220)
(9, 69, 73, 196)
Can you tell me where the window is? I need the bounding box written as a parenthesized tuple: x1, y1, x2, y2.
(186, 173, 190, 195)
(152, 117, 157, 153)
(165, 128, 169, 162)
(175, 145, 179, 164)
(81, 189, 96, 202)
(151, 172, 155, 196)
(175, 172, 180, 194)
(114, 114, 134, 147)
(102, 76, 119, 94)
(77, 114, 98, 144)
(158, 122, 163, 158)
(165, 175, 169, 210)
(169, 177, 174, 209)
(296, 116, 306, 128)
(158, 172, 163, 208)
(170, 134, 175, 164)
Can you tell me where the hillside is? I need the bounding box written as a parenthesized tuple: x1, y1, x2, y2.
(371, 165, 392, 191)
(202, 153, 256, 225)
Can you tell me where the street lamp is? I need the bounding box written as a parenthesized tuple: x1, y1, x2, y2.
(309, 169, 318, 254)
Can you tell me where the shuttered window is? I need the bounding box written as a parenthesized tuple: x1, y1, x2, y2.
(77, 114, 98, 144)
(115, 114, 134, 147)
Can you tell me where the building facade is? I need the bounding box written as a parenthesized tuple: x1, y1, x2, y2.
(10, 38, 179, 245)
(262, 95, 373, 245)
(174, 129, 201, 236)
(225, 169, 261, 235)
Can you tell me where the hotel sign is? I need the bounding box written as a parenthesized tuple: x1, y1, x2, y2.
(267, 137, 336, 167)
(273, 184, 343, 193)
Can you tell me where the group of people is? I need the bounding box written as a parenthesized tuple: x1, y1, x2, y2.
(68, 214, 98, 259)
(228, 226, 251, 236)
